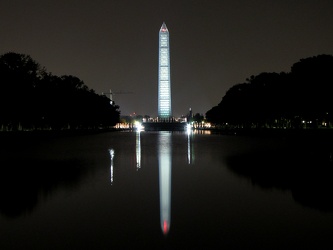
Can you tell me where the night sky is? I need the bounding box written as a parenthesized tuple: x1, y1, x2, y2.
(1, 0, 333, 117)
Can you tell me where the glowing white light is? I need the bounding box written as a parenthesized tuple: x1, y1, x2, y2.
(134, 121, 144, 132)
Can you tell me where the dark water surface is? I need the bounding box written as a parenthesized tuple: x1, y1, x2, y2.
(1, 130, 333, 249)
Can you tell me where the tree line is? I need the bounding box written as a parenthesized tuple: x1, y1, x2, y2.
(206, 54, 333, 129)
(0, 52, 120, 131)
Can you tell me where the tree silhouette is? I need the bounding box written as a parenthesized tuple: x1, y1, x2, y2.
(0, 52, 120, 131)
(206, 54, 333, 129)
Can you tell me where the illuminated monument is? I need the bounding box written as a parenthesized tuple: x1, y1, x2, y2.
(158, 22, 172, 119)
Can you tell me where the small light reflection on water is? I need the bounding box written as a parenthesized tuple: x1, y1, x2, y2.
(109, 130, 141, 186)
(187, 127, 195, 164)
(109, 149, 114, 185)
(136, 131, 141, 170)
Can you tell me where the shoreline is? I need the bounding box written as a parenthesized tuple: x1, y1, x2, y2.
(0, 128, 123, 138)
(2, 127, 333, 136)
(196, 127, 333, 137)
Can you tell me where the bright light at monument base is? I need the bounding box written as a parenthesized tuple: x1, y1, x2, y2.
(134, 121, 144, 131)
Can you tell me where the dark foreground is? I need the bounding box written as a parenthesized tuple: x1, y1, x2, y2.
(0, 130, 333, 249)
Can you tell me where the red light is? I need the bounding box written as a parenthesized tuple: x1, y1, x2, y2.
(163, 220, 168, 234)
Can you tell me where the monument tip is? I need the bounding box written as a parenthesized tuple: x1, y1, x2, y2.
(160, 22, 168, 32)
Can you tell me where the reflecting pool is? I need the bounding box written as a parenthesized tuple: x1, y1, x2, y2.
(0, 130, 333, 249)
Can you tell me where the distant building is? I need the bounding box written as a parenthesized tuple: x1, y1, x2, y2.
(158, 22, 172, 119)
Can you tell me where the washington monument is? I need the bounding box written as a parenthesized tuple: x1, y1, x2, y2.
(158, 22, 172, 119)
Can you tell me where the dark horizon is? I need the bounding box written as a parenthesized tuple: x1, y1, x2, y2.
(1, 51, 333, 132)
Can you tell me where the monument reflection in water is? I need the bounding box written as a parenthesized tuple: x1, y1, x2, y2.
(158, 131, 172, 235)
(108, 131, 184, 235)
